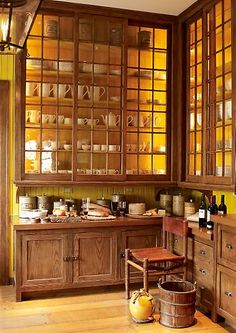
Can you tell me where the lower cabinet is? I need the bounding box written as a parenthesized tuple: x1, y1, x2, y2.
(192, 239, 214, 312)
(120, 227, 162, 279)
(216, 224, 236, 323)
(15, 223, 161, 301)
(173, 232, 214, 312)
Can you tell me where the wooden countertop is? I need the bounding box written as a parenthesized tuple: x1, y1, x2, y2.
(13, 216, 163, 230)
(13, 216, 213, 241)
(211, 214, 236, 227)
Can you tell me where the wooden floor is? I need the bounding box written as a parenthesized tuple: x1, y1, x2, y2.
(0, 285, 234, 333)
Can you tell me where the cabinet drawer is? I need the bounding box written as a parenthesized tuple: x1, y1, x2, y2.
(218, 226, 236, 269)
(217, 265, 236, 320)
(194, 264, 213, 289)
(194, 241, 213, 266)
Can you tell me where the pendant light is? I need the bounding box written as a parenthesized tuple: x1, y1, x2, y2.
(0, 0, 42, 53)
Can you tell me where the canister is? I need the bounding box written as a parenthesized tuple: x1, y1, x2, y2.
(37, 195, 52, 213)
(128, 203, 146, 215)
(19, 195, 36, 218)
(184, 200, 196, 218)
(160, 194, 172, 214)
(172, 194, 184, 216)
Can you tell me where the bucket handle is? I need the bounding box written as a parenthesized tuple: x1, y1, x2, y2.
(194, 281, 198, 291)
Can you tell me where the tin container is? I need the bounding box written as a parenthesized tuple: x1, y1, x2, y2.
(184, 201, 196, 218)
(160, 194, 172, 214)
(37, 195, 52, 213)
(19, 195, 36, 218)
(172, 194, 184, 217)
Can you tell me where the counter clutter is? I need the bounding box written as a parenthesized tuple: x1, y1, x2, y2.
(19, 194, 165, 224)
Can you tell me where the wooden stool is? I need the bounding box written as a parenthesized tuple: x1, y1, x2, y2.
(125, 216, 188, 299)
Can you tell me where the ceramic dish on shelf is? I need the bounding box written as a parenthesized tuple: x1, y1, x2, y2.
(146, 99, 160, 105)
(110, 69, 121, 75)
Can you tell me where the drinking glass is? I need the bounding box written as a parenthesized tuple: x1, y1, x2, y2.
(82, 197, 90, 216)
(118, 201, 127, 217)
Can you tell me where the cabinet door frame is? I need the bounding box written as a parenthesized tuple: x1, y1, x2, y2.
(20, 233, 70, 287)
(72, 231, 117, 284)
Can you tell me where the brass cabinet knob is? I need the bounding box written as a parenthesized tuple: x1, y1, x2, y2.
(63, 256, 70, 262)
(225, 291, 233, 297)
(226, 243, 233, 250)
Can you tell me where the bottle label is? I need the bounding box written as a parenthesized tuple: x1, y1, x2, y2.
(218, 210, 224, 216)
(199, 209, 205, 218)
(207, 211, 211, 222)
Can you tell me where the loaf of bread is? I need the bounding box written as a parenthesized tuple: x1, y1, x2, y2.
(87, 210, 109, 217)
(88, 203, 111, 214)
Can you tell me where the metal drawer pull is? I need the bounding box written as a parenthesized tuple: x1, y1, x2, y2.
(71, 256, 79, 261)
(226, 244, 233, 250)
(225, 291, 232, 297)
(174, 239, 178, 243)
(63, 256, 70, 262)
(200, 250, 206, 255)
(199, 268, 206, 275)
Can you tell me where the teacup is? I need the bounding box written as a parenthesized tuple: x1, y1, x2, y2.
(59, 84, 73, 99)
(93, 144, 101, 151)
(26, 110, 40, 123)
(140, 115, 151, 127)
(77, 118, 87, 126)
(86, 118, 99, 126)
(78, 85, 90, 100)
(42, 83, 56, 98)
(58, 115, 64, 124)
(42, 114, 49, 124)
(108, 169, 119, 175)
(59, 62, 73, 72)
(93, 86, 106, 101)
(82, 144, 91, 151)
(26, 82, 40, 97)
(48, 114, 56, 124)
(108, 144, 117, 152)
(127, 114, 138, 127)
(64, 117, 72, 125)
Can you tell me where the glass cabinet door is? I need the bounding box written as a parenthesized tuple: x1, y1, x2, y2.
(186, 0, 233, 184)
(187, 17, 203, 177)
(206, 0, 232, 178)
(25, 14, 74, 176)
(126, 25, 169, 176)
(76, 17, 124, 177)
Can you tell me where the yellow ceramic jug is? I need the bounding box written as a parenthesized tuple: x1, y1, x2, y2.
(129, 289, 155, 323)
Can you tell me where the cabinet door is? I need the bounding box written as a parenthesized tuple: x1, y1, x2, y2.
(21, 233, 69, 287)
(193, 240, 213, 310)
(186, 0, 233, 185)
(120, 227, 161, 279)
(25, 14, 74, 179)
(76, 17, 125, 179)
(72, 231, 117, 283)
(217, 265, 236, 321)
(126, 25, 170, 178)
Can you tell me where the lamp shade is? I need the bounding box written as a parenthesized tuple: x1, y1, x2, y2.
(0, 0, 42, 53)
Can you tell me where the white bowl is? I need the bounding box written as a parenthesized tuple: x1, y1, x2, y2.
(26, 209, 48, 219)
(64, 144, 72, 150)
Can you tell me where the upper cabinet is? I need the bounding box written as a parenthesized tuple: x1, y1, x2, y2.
(185, 0, 234, 188)
(15, 4, 173, 184)
(126, 25, 169, 177)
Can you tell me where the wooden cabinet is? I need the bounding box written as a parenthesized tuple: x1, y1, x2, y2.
(185, 0, 234, 187)
(216, 223, 236, 323)
(15, 3, 173, 184)
(14, 220, 162, 301)
(193, 239, 214, 311)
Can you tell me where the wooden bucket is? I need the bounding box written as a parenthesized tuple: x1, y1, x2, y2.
(158, 280, 197, 328)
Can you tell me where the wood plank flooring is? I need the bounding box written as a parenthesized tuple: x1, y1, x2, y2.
(0, 285, 234, 333)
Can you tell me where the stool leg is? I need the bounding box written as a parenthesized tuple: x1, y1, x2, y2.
(143, 258, 149, 292)
(125, 249, 130, 299)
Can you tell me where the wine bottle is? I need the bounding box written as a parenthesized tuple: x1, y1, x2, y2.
(207, 195, 217, 230)
(199, 194, 207, 228)
(218, 194, 227, 215)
